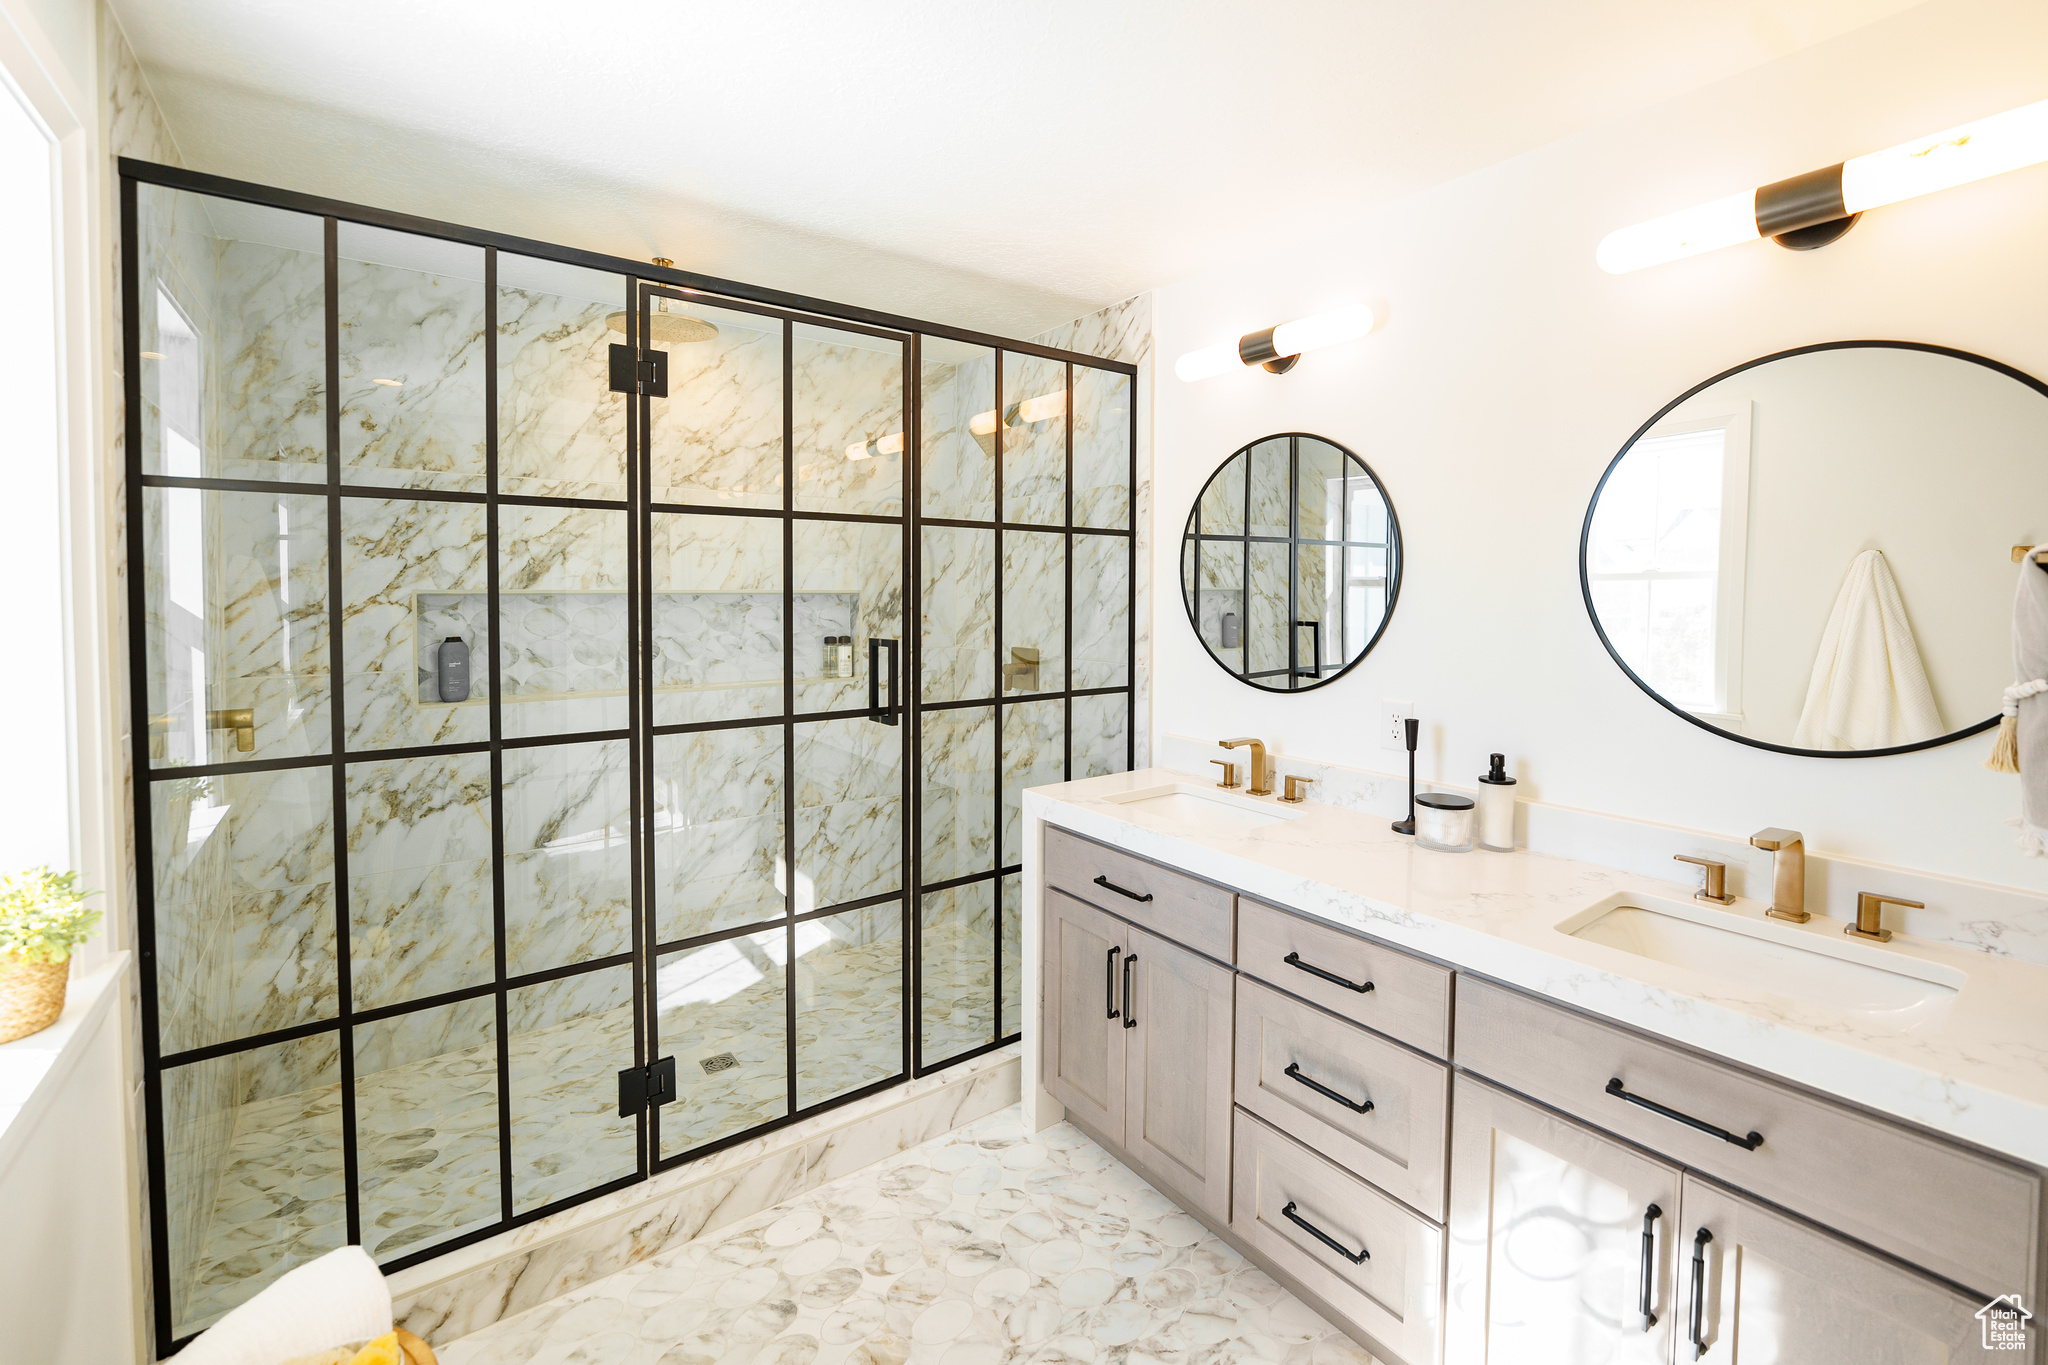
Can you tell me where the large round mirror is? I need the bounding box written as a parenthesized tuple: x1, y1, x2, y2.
(1182, 433, 1401, 690)
(1582, 341, 2048, 756)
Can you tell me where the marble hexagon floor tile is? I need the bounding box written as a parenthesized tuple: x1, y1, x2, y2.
(435, 1106, 1376, 1365)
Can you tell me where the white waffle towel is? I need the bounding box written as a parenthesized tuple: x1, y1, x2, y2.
(171, 1245, 391, 1365)
(1792, 550, 1943, 750)
(2006, 549, 2048, 855)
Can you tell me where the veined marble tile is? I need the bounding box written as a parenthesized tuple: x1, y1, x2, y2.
(495, 280, 629, 501)
(341, 496, 491, 750)
(793, 327, 905, 517)
(209, 235, 330, 485)
(346, 753, 495, 1011)
(1249, 436, 1291, 539)
(502, 739, 633, 976)
(1000, 351, 1068, 528)
(1072, 364, 1133, 531)
(650, 306, 783, 509)
(1248, 541, 1292, 679)
(656, 929, 790, 1160)
(921, 884, 996, 1064)
(337, 241, 488, 494)
(1072, 532, 1131, 690)
(793, 717, 905, 912)
(1200, 450, 1248, 535)
(1002, 529, 1066, 694)
(920, 706, 995, 884)
(919, 343, 996, 522)
(1001, 699, 1065, 868)
(920, 524, 995, 703)
(1071, 694, 1132, 783)
(432, 1104, 1371, 1365)
(508, 968, 638, 1215)
(795, 907, 904, 1109)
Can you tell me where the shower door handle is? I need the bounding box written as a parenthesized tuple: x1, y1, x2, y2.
(868, 637, 900, 725)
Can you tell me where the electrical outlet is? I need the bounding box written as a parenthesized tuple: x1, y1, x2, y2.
(1380, 700, 1413, 751)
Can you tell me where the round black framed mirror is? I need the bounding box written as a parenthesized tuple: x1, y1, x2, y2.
(1581, 340, 2048, 757)
(1181, 432, 1402, 691)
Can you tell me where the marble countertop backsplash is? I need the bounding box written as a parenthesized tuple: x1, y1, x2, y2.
(1024, 764, 2048, 1167)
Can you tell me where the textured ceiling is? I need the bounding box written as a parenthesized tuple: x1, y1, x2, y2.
(111, 0, 1925, 336)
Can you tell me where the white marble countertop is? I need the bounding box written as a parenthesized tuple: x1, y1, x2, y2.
(1023, 770, 2048, 1168)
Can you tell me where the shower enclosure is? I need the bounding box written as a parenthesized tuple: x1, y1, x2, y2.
(121, 159, 1134, 1355)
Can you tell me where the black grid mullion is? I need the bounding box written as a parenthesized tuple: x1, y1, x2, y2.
(484, 248, 514, 1225)
(908, 333, 924, 1074)
(321, 215, 362, 1252)
(630, 278, 657, 1172)
(990, 350, 1006, 1057)
(781, 315, 799, 1126)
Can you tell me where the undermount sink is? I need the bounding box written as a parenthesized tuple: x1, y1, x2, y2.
(1555, 892, 1966, 1034)
(1101, 780, 1305, 832)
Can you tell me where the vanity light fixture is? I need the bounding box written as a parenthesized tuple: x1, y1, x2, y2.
(372, 378, 404, 387)
(845, 431, 906, 461)
(1598, 95, 2048, 273)
(1174, 304, 1378, 383)
(967, 388, 1067, 437)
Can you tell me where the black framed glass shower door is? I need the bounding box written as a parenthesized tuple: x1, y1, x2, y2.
(634, 284, 913, 1168)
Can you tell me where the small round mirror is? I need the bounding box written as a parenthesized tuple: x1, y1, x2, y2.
(1181, 433, 1401, 690)
(1582, 341, 2048, 756)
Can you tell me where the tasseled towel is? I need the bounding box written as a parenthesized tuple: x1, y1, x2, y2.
(1987, 544, 2048, 856)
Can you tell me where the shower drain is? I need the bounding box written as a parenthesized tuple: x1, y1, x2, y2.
(700, 1052, 739, 1073)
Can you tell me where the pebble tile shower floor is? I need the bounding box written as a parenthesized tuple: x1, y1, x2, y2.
(436, 1107, 1376, 1365)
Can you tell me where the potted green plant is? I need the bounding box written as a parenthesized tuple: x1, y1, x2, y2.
(0, 868, 102, 1044)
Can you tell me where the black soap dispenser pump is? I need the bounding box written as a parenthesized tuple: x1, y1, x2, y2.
(1392, 717, 1419, 835)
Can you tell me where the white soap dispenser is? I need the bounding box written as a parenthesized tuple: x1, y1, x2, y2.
(1477, 753, 1517, 851)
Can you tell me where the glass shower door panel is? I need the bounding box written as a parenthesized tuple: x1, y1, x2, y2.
(162, 1037, 345, 1339)
(336, 224, 487, 495)
(920, 525, 993, 703)
(656, 930, 789, 1159)
(1002, 530, 1065, 695)
(496, 255, 628, 502)
(143, 487, 332, 765)
(502, 739, 632, 976)
(651, 727, 786, 943)
(1071, 693, 1130, 781)
(1071, 534, 1129, 690)
(1000, 352, 1067, 526)
(648, 295, 784, 510)
(920, 883, 994, 1062)
(919, 707, 994, 884)
(1071, 365, 1132, 530)
(792, 716, 903, 914)
(919, 337, 995, 521)
(793, 320, 906, 516)
(340, 495, 490, 750)
(135, 186, 327, 485)
(649, 512, 784, 726)
(1000, 699, 1064, 866)
(796, 902, 904, 1107)
(793, 520, 902, 716)
(508, 964, 637, 1213)
(352, 997, 501, 1259)
(498, 504, 630, 739)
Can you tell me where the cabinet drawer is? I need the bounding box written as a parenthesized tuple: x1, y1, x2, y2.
(1238, 896, 1451, 1056)
(1045, 826, 1234, 962)
(1234, 975, 1450, 1220)
(1232, 1108, 1445, 1365)
(1456, 976, 2040, 1299)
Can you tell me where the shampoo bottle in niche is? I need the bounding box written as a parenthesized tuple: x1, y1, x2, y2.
(1478, 752, 1516, 851)
(823, 636, 840, 678)
(437, 636, 470, 703)
(840, 636, 856, 679)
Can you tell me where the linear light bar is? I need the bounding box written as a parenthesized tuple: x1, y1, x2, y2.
(1598, 96, 2048, 274)
(1175, 304, 1378, 383)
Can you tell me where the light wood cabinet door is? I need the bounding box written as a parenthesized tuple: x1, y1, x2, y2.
(1122, 922, 1235, 1221)
(1041, 889, 1128, 1142)
(1674, 1174, 2028, 1363)
(1446, 1075, 1681, 1365)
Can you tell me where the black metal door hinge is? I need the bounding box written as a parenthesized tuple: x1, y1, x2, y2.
(618, 1056, 676, 1116)
(608, 343, 669, 397)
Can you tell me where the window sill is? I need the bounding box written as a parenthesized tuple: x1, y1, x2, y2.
(0, 951, 130, 1183)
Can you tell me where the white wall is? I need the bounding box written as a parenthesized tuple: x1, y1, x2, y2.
(1148, 0, 2048, 892)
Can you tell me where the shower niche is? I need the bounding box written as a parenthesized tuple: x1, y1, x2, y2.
(123, 158, 1135, 1355)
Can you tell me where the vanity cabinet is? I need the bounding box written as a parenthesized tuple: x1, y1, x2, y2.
(1041, 885, 1234, 1221)
(1444, 1075, 1681, 1365)
(1672, 1174, 2010, 1363)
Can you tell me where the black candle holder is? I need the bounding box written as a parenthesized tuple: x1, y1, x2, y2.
(1392, 717, 1419, 835)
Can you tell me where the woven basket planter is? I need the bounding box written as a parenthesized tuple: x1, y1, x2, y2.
(0, 955, 68, 1044)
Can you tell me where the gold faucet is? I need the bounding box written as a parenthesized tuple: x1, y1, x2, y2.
(1001, 646, 1040, 693)
(1674, 854, 1735, 905)
(1749, 828, 1807, 922)
(1219, 738, 1273, 796)
(1210, 759, 1241, 789)
(1849, 892, 1921, 943)
(150, 708, 257, 752)
(1281, 774, 1314, 804)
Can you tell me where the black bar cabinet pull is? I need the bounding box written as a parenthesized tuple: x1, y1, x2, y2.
(1688, 1227, 1713, 1359)
(1104, 947, 1120, 1020)
(1121, 953, 1137, 1029)
(1283, 951, 1374, 994)
(1284, 1061, 1374, 1114)
(1638, 1202, 1662, 1330)
(1093, 873, 1153, 903)
(867, 637, 899, 724)
(1606, 1077, 1763, 1151)
(1281, 1200, 1369, 1265)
